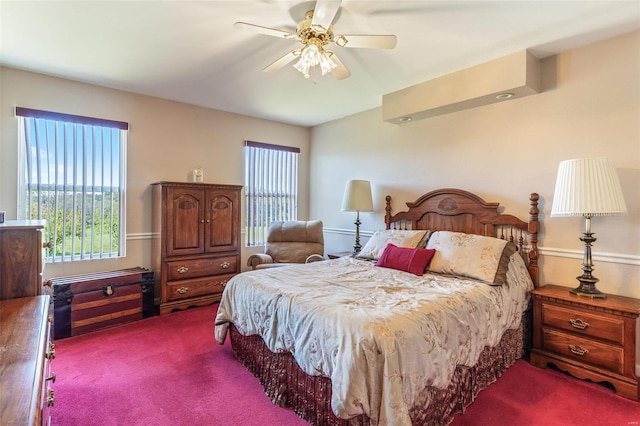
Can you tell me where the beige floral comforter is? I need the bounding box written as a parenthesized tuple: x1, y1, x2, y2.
(215, 254, 533, 426)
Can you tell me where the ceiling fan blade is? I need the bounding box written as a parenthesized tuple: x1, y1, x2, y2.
(311, 0, 342, 32)
(329, 53, 351, 80)
(234, 22, 297, 40)
(334, 34, 397, 49)
(263, 50, 300, 72)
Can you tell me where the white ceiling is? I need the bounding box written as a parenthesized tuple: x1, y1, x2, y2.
(1, 1, 639, 127)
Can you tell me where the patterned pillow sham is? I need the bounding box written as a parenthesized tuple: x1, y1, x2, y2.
(358, 229, 430, 260)
(425, 231, 517, 285)
(375, 244, 436, 275)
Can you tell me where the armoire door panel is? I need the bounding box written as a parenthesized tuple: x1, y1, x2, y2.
(205, 190, 239, 253)
(166, 188, 204, 256)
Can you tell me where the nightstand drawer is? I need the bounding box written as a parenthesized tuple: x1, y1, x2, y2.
(541, 328, 624, 375)
(541, 302, 625, 344)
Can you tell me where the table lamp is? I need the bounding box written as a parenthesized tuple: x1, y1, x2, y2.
(341, 180, 374, 254)
(550, 158, 627, 299)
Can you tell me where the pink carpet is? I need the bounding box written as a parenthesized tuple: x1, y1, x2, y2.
(50, 304, 640, 425)
(50, 304, 306, 426)
(451, 356, 640, 425)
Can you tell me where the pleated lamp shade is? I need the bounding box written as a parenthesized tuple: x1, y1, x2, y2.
(341, 180, 374, 212)
(551, 158, 627, 217)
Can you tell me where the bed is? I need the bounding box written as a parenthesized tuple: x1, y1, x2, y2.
(215, 188, 540, 425)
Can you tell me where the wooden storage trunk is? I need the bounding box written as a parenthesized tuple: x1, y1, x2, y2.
(52, 267, 154, 339)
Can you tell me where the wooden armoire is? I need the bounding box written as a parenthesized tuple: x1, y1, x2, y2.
(151, 182, 242, 315)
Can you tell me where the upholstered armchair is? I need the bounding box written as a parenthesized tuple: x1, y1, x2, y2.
(247, 220, 325, 270)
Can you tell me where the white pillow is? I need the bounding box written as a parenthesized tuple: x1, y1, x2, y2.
(426, 231, 517, 285)
(358, 229, 429, 260)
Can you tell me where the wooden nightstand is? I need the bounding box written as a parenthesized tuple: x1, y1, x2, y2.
(530, 284, 640, 400)
(327, 251, 353, 259)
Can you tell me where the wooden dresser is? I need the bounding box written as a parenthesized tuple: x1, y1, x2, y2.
(530, 284, 640, 400)
(152, 182, 242, 315)
(0, 220, 50, 300)
(0, 295, 55, 425)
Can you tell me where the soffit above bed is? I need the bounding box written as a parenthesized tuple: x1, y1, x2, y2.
(383, 50, 540, 123)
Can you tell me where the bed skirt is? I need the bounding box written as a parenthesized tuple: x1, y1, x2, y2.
(229, 309, 530, 425)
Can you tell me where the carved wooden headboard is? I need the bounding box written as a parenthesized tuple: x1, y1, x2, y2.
(384, 188, 540, 287)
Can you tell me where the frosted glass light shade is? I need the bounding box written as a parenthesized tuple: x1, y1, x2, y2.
(341, 180, 374, 212)
(319, 51, 337, 75)
(551, 158, 627, 217)
(293, 44, 335, 78)
(293, 44, 320, 78)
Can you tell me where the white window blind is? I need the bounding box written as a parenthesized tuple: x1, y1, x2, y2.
(16, 107, 128, 263)
(244, 141, 299, 246)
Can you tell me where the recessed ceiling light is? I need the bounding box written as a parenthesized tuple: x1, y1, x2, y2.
(496, 93, 514, 100)
(398, 116, 413, 122)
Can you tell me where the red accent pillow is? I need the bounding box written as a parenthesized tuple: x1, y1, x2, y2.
(375, 244, 436, 276)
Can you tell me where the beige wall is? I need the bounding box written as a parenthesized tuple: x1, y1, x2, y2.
(0, 67, 311, 278)
(0, 27, 638, 373)
(310, 30, 640, 299)
(0, 32, 638, 298)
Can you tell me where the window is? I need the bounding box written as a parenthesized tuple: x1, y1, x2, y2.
(16, 107, 128, 263)
(244, 141, 299, 246)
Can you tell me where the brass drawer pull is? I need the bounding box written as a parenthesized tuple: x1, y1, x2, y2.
(47, 389, 55, 407)
(221, 280, 228, 288)
(46, 372, 57, 383)
(176, 287, 189, 294)
(176, 266, 189, 274)
(221, 262, 230, 269)
(569, 344, 588, 356)
(569, 318, 589, 330)
(46, 342, 56, 360)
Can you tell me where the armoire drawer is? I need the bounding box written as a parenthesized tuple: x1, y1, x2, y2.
(165, 255, 238, 281)
(166, 273, 235, 301)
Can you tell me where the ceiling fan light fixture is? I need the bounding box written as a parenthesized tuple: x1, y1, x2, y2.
(293, 44, 319, 78)
(293, 42, 336, 78)
(319, 50, 337, 75)
(235, 1, 397, 81)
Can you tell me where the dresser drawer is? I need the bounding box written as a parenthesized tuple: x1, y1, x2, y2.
(541, 302, 625, 344)
(166, 273, 234, 301)
(165, 255, 238, 281)
(541, 328, 624, 374)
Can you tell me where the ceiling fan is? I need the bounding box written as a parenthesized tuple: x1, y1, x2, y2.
(234, 0, 397, 80)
